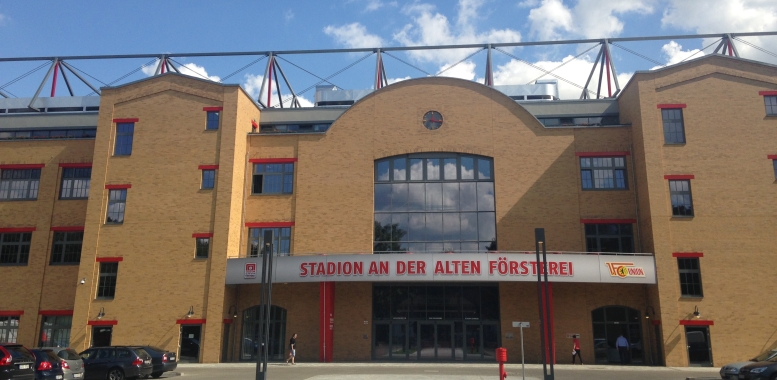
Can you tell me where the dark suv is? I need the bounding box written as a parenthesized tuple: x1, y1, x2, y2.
(78, 347, 152, 380)
(0, 343, 35, 380)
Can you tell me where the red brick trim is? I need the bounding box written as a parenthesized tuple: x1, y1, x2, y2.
(0, 310, 24, 317)
(0, 164, 45, 169)
(87, 320, 118, 326)
(0, 227, 36, 233)
(245, 222, 295, 228)
(176, 319, 206, 324)
(650, 320, 661, 326)
(59, 162, 92, 168)
(679, 320, 713, 326)
(39, 310, 74, 316)
(767, 155, 777, 160)
(580, 219, 636, 224)
(672, 252, 704, 258)
(223, 319, 234, 324)
(95, 257, 123, 263)
(50, 226, 85, 232)
(249, 158, 298, 164)
(113, 118, 138, 123)
(192, 233, 213, 238)
(657, 104, 686, 109)
(202, 107, 223, 112)
(758, 91, 777, 96)
(664, 175, 694, 180)
(575, 151, 630, 157)
(105, 184, 131, 189)
(198, 165, 219, 170)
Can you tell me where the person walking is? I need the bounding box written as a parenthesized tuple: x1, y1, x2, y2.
(616, 334, 630, 364)
(285, 333, 297, 365)
(572, 334, 583, 364)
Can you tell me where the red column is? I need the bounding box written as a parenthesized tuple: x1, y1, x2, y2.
(540, 282, 556, 364)
(50, 63, 60, 97)
(319, 282, 335, 362)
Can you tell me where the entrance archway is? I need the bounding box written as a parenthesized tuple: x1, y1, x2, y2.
(591, 306, 643, 364)
(241, 305, 287, 361)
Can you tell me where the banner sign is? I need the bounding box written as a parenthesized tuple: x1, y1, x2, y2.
(226, 253, 656, 285)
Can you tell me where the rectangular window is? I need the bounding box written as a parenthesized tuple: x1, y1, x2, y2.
(60, 168, 91, 199)
(580, 157, 627, 190)
(678, 258, 703, 297)
(206, 111, 220, 130)
(252, 163, 294, 194)
(0, 169, 41, 200)
(50, 232, 83, 265)
(39, 316, 72, 347)
(584, 224, 633, 253)
(765, 96, 777, 116)
(669, 180, 694, 217)
(247, 228, 291, 256)
(0, 316, 20, 343)
(0, 232, 32, 265)
(662, 109, 686, 144)
(773, 160, 777, 180)
(114, 123, 134, 156)
(97, 262, 119, 299)
(195, 238, 210, 258)
(201, 169, 215, 189)
(106, 189, 127, 224)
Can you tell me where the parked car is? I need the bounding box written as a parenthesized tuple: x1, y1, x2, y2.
(29, 349, 64, 380)
(0, 343, 35, 380)
(78, 347, 152, 380)
(720, 349, 777, 379)
(736, 355, 777, 380)
(38, 348, 84, 380)
(129, 347, 176, 379)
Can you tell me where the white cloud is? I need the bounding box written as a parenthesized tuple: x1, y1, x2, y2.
(526, 0, 655, 40)
(284, 9, 294, 22)
(661, 0, 777, 64)
(649, 41, 704, 69)
(323, 23, 385, 48)
(0, 12, 7, 26)
(364, 0, 397, 12)
(387, 76, 411, 84)
(243, 73, 313, 107)
(437, 61, 478, 81)
(140, 60, 219, 81)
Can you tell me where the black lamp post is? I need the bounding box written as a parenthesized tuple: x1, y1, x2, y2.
(255, 230, 275, 380)
(535, 228, 554, 380)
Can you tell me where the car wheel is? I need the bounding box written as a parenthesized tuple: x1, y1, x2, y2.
(151, 372, 163, 379)
(107, 368, 125, 380)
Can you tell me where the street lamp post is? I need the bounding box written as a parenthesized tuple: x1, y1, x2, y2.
(255, 230, 275, 380)
(535, 228, 555, 380)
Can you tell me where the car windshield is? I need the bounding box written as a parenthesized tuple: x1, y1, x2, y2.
(57, 349, 81, 360)
(755, 350, 777, 362)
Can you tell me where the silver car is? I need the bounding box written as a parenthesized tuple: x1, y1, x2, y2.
(720, 349, 777, 379)
(40, 347, 85, 380)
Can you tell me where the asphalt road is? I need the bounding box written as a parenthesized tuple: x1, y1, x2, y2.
(169, 363, 722, 380)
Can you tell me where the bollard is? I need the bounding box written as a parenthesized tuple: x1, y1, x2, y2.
(496, 347, 507, 379)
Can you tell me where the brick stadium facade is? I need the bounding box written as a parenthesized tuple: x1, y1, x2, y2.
(1, 54, 777, 367)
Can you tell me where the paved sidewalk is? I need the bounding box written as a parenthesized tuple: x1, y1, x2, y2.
(172, 362, 722, 380)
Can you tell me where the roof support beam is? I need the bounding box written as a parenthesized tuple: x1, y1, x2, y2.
(59, 61, 101, 95)
(28, 59, 57, 111)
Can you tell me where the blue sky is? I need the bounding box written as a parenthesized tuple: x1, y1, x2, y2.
(1, 0, 776, 101)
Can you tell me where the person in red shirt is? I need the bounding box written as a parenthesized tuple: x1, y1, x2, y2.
(572, 334, 583, 364)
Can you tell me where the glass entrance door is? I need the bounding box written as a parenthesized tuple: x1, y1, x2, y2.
(685, 327, 713, 367)
(416, 322, 453, 360)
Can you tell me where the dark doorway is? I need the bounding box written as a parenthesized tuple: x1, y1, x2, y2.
(685, 326, 713, 367)
(240, 305, 287, 361)
(591, 306, 644, 364)
(221, 323, 231, 362)
(179, 325, 202, 363)
(372, 284, 500, 361)
(91, 327, 112, 347)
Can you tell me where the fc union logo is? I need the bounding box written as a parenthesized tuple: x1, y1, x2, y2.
(245, 263, 257, 279)
(605, 262, 646, 278)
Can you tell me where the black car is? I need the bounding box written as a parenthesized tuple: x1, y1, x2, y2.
(129, 347, 176, 379)
(29, 349, 64, 380)
(78, 347, 152, 380)
(0, 343, 35, 380)
(737, 356, 777, 380)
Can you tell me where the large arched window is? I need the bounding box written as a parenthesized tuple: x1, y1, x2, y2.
(374, 153, 496, 253)
(241, 305, 287, 361)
